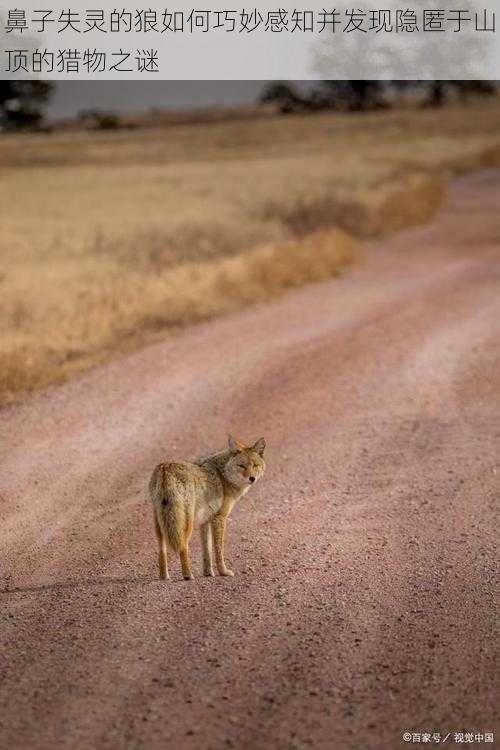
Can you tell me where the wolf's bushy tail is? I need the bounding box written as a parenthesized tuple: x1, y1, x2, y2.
(149, 464, 186, 552)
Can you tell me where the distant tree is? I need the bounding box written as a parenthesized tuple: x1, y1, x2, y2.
(423, 81, 446, 108)
(419, 81, 497, 108)
(390, 79, 497, 108)
(259, 80, 390, 114)
(319, 81, 388, 111)
(78, 110, 121, 130)
(259, 76, 497, 117)
(259, 82, 308, 114)
(0, 81, 54, 130)
(452, 80, 497, 102)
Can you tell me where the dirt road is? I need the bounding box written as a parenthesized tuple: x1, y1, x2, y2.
(1, 171, 498, 750)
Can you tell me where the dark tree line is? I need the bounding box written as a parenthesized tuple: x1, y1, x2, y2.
(259, 80, 498, 114)
(0, 79, 496, 132)
(0, 81, 54, 131)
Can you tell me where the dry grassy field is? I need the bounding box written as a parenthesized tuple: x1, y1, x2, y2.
(1, 98, 500, 403)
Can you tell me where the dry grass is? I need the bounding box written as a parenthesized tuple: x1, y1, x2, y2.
(0, 230, 355, 400)
(259, 171, 446, 238)
(1, 97, 500, 403)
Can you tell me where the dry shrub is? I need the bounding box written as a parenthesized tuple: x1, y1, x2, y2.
(208, 227, 356, 304)
(0, 348, 53, 399)
(260, 171, 446, 239)
(479, 144, 500, 168)
(94, 227, 356, 332)
(352, 172, 446, 237)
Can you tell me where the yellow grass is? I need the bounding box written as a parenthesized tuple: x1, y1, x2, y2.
(0, 229, 356, 398)
(1, 98, 500, 403)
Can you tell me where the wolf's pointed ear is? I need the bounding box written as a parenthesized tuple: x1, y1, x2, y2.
(252, 438, 266, 456)
(228, 434, 245, 453)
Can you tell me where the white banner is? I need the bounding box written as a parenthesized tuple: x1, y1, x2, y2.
(1, 1, 499, 80)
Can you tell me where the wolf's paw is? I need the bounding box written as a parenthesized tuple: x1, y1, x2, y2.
(183, 573, 194, 581)
(220, 568, 234, 577)
(204, 569, 215, 577)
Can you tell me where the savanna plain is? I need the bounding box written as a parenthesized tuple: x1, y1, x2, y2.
(1, 98, 500, 402)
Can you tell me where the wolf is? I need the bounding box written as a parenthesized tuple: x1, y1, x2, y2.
(149, 435, 266, 581)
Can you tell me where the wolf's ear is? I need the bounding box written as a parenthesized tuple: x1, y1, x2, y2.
(252, 437, 266, 456)
(228, 434, 245, 453)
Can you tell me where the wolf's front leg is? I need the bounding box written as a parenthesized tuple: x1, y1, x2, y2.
(200, 522, 215, 577)
(212, 515, 234, 577)
(179, 545, 193, 580)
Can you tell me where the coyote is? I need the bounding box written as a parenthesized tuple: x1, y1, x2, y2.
(149, 435, 266, 580)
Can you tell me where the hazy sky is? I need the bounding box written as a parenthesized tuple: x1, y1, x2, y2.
(48, 81, 265, 118)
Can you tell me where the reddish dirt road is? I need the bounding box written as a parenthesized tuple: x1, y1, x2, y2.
(1, 171, 499, 750)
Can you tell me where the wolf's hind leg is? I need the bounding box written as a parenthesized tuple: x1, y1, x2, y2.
(201, 522, 214, 577)
(180, 515, 194, 581)
(154, 515, 169, 580)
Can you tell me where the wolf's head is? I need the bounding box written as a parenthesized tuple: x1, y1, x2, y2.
(223, 435, 266, 488)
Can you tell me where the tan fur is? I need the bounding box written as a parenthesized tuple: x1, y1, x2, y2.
(149, 435, 266, 581)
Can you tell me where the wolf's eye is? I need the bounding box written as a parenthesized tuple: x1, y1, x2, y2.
(238, 464, 246, 470)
